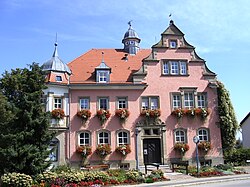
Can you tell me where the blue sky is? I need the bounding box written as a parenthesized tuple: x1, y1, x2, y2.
(0, 0, 249, 127)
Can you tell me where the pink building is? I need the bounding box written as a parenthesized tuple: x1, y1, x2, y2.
(43, 20, 223, 169)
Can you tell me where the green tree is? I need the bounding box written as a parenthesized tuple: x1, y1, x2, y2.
(217, 81, 239, 153)
(0, 63, 54, 176)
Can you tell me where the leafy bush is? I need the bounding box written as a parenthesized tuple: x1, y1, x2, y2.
(125, 170, 141, 182)
(35, 171, 58, 183)
(224, 148, 250, 166)
(1, 172, 33, 187)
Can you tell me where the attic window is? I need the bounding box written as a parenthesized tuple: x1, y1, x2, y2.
(169, 40, 177, 48)
(55, 76, 62, 82)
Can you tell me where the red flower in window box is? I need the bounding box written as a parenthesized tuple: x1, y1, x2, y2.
(115, 109, 130, 119)
(141, 109, 161, 118)
(171, 108, 183, 118)
(174, 142, 189, 153)
(195, 108, 211, 118)
(95, 144, 112, 158)
(76, 145, 92, 157)
(198, 141, 211, 152)
(96, 109, 111, 125)
(77, 109, 91, 120)
(115, 144, 131, 156)
(51, 109, 65, 119)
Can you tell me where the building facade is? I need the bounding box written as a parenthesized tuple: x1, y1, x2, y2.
(42, 20, 223, 169)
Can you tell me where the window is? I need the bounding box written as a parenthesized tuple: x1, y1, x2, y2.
(180, 62, 187, 75)
(170, 61, 179, 75)
(117, 97, 128, 109)
(184, 92, 194, 109)
(198, 129, 209, 141)
(117, 131, 129, 145)
(98, 131, 110, 144)
(48, 138, 59, 162)
(98, 97, 109, 110)
(170, 40, 177, 48)
(197, 94, 207, 108)
(55, 76, 62, 82)
(162, 60, 187, 75)
(80, 98, 90, 109)
(99, 72, 108, 83)
(175, 129, 186, 143)
(141, 96, 159, 110)
(79, 132, 90, 145)
(54, 98, 62, 109)
(172, 94, 181, 109)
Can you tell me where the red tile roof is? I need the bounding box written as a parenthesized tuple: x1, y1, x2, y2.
(68, 49, 151, 84)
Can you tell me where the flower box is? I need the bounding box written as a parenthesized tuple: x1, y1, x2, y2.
(198, 141, 211, 152)
(76, 145, 92, 157)
(141, 109, 161, 118)
(77, 109, 91, 120)
(51, 109, 65, 119)
(96, 109, 111, 125)
(95, 144, 112, 158)
(115, 144, 131, 156)
(115, 109, 130, 119)
(174, 142, 189, 153)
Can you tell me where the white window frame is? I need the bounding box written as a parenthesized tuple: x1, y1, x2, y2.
(117, 130, 130, 146)
(180, 62, 187, 75)
(163, 62, 169, 74)
(55, 75, 62, 82)
(98, 72, 107, 83)
(117, 97, 128, 109)
(172, 94, 181, 109)
(197, 94, 207, 108)
(175, 129, 186, 143)
(184, 92, 194, 109)
(79, 98, 90, 110)
(98, 97, 109, 110)
(198, 129, 209, 141)
(54, 97, 62, 109)
(78, 131, 91, 146)
(162, 60, 188, 75)
(169, 40, 177, 48)
(141, 96, 159, 110)
(98, 131, 110, 144)
(170, 61, 179, 75)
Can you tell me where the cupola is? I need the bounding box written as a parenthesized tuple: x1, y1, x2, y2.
(122, 21, 141, 55)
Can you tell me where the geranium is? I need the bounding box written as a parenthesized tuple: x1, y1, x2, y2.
(115, 109, 130, 119)
(195, 108, 210, 118)
(174, 142, 189, 153)
(141, 109, 161, 118)
(198, 141, 211, 152)
(51, 109, 65, 119)
(171, 108, 183, 118)
(77, 109, 91, 120)
(96, 109, 111, 125)
(115, 144, 131, 156)
(95, 144, 112, 158)
(76, 145, 92, 157)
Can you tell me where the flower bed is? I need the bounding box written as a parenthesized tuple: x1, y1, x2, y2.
(198, 141, 211, 152)
(115, 108, 130, 120)
(171, 108, 211, 119)
(140, 109, 161, 118)
(174, 142, 189, 153)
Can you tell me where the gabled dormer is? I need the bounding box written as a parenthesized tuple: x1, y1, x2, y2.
(152, 20, 194, 49)
(95, 52, 111, 83)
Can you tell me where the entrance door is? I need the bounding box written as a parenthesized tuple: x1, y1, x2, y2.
(143, 138, 161, 164)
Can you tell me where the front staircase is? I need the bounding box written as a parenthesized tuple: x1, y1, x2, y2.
(138, 164, 172, 174)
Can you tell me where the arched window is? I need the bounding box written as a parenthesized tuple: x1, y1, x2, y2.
(98, 131, 110, 144)
(198, 128, 209, 141)
(117, 130, 130, 145)
(78, 131, 91, 146)
(174, 129, 186, 143)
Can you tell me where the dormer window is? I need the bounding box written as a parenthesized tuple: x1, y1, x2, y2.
(55, 75, 62, 82)
(97, 71, 109, 83)
(169, 40, 177, 48)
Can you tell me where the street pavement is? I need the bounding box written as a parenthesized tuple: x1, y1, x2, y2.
(121, 166, 250, 187)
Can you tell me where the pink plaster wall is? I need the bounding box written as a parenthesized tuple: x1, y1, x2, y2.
(68, 49, 222, 164)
